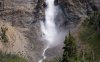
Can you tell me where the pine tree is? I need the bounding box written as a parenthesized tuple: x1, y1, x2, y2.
(62, 32, 77, 62)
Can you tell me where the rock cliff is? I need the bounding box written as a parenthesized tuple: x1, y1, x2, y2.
(0, 0, 99, 62)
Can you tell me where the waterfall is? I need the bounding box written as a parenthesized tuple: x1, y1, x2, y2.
(39, 0, 57, 62)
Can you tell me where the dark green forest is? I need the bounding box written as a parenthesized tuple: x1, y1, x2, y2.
(79, 12, 100, 61)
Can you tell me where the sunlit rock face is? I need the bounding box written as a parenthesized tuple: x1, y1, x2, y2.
(0, 0, 45, 62)
(3, 0, 45, 27)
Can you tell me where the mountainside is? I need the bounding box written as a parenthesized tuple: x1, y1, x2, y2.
(0, 0, 99, 62)
(0, 0, 44, 62)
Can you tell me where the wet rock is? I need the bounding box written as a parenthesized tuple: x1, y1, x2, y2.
(54, 0, 58, 5)
(43, 2, 47, 8)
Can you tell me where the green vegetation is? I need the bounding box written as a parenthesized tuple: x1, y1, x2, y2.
(1, 27, 8, 43)
(62, 32, 77, 62)
(79, 12, 100, 60)
(45, 32, 95, 62)
(62, 32, 95, 62)
(0, 52, 27, 62)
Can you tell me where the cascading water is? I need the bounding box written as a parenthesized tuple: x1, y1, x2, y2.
(39, 0, 57, 62)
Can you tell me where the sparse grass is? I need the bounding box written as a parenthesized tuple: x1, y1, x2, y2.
(0, 52, 27, 62)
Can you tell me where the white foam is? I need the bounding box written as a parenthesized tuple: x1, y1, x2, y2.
(41, 0, 57, 45)
(39, 0, 57, 62)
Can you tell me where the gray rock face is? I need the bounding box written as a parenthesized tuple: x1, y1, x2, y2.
(3, 0, 45, 27)
(95, 0, 100, 11)
(55, 0, 95, 30)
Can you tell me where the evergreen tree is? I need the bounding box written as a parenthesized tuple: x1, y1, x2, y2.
(62, 32, 77, 62)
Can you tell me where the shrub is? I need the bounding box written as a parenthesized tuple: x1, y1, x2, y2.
(1, 26, 8, 43)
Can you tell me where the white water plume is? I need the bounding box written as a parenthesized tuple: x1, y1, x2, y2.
(39, 0, 66, 62)
(39, 0, 57, 62)
(39, 46, 49, 62)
